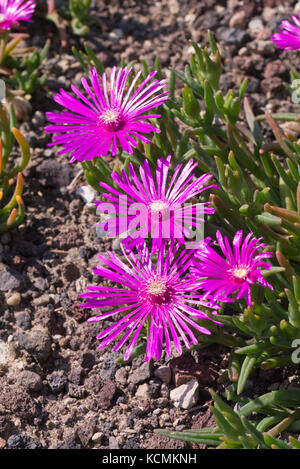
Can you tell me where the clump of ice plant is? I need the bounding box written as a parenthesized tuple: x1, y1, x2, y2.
(96, 155, 216, 251)
(192, 230, 273, 306)
(79, 239, 222, 362)
(45, 66, 169, 162)
(0, 0, 36, 30)
(270, 13, 300, 50)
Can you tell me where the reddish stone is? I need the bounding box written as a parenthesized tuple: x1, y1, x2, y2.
(97, 380, 117, 410)
(264, 60, 287, 79)
(169, 353, 218, 387)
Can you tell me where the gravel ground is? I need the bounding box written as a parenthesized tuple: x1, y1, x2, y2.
(1, 0, 300, 450)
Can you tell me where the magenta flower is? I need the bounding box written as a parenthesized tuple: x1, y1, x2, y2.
(45, 66, 168, 162)
(79, 239, 222, 361)
(192, 230, 273, 306)
(96, 155, 217, 249)
(0, 0, 35, 30)
(271, 14, 300, 50)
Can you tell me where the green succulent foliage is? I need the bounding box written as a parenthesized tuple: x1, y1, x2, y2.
(0, 34, 50, 96)
(156, 389, 300, 449)
(73, 35, 300, 401)
(9, 40, 50, 95)
(0, 103, 30, 232)
(59, 0, 100, 36)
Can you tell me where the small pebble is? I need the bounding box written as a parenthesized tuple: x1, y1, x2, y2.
(6, 292, 21, 306)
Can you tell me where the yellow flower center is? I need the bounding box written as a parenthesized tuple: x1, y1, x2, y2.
(150, 200, 169, 212)
(101, 108, 120, 124)
(232, 266, 249, 280)
(147, 278, 168, 296)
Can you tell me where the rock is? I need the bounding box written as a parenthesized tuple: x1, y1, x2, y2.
(17, 370, 43, 393)
(262, 7, 277, 21)
(47, 371, 67, 393)
(129, 361, 152, 385)
(141, 433, 187, 450)
(6, 292, 21, 306)
(91, 432, 104, 443)
(148, 380, 161, 398)
(0, 437, 6, 448)
(15, 312, 31, 330)
(63, 263, 81, 282)
(115, 367, 128, 386)
(0, 339, 7, 365)
(135, 383, 149, 399)
(7, 434, 43, 449)
(68, 367, 84, 385)
(32, 294, 50, 307)
(168, 0, 179, 14)
(261, 77, 283, 95)
(17, 328, 51, 363)
(248, 17, 264, 32)
(264, 60, 287, 79)
(216, 28, 250, 47)
(32, 110, 45, 126)
(170, 379, 199, 409)
(255, 39, 275, 57)
(0, 389, 40, 423)
(109, 436, 119, 449)
(100, 353, 118, 380)
(123, 436, 140, 449)
(76, 185, 96, 204)
(0, 264, 25, 292)
(112, 237, 121, 251)
(229, 10, 247, 29)
(80, 352, 95, 370)
(68, 383, 86, 399)
(0, 416, 15, 439)
(169, 353, 218, 386)
(154, 365, 171, 384)
(97, 380, 117, 410)
(76, 421, 96, 447)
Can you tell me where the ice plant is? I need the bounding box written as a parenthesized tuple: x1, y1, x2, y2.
(96, 155, 217, 249)
(79, 239, 222, 361)
(45, 66, 169, 162)
(192, 230, 273, 306)
(270, 13, 300, 50)
(0, 0, 36, 30)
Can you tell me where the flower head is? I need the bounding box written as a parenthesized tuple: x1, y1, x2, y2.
(79, 239, 222, 361)
(192, 230, 273, 306)
(271, 14, 300, 50)
(45, 66, 168, 162)
(96, 155, 217, 250)
(0, 0, 35, 30)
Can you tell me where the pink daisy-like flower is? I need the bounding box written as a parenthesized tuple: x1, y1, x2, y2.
(271, 13, 300, 50)
(0, 0, 35, 30)
(45, 66, 169, 162)
(96, 155, 217, 250)
(192, 230, 273, 306)
(79, 239, 222, 362)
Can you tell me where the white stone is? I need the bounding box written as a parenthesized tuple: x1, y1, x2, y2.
(76, 185, 96, 204)
(0, 339, 7, 364)
(170, 379, 199, 409)
(91, 432, 104, 443)
(248, 17, 264, 32)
